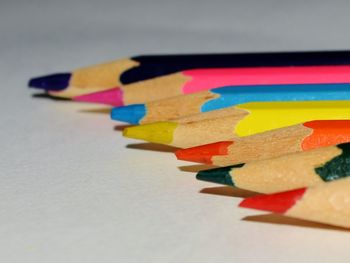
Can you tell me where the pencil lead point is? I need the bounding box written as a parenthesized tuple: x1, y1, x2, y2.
(28, 73, 71, 91)
(239, 188, 307, 213)
(196, 166, 236, 186)
(111, 104, 146, 124)
(175, 141, 234, 164)
(73, 88, 124, 106)
(123, 122, 178, 144)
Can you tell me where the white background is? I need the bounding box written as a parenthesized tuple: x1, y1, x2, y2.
(2, 0, 350, 262)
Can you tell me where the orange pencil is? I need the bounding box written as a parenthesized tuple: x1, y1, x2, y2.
(175, 120, 350, 166)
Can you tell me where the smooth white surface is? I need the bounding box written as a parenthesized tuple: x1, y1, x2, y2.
(2, 0, 350, 262)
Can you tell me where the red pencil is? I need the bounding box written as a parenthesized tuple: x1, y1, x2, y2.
(239, 177, 350, 229)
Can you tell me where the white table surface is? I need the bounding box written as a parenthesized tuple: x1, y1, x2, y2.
(2, 0, 350, 262)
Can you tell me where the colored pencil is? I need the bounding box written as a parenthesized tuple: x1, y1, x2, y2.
(239, 177, 350, 229)
(29, 50, 350, 99)
(76, 65, 350, 106)
(111, 83, 350, 124)
(123, 101, 350, 148)
(196, 142, 350, 193)
(175, 120, 350, 166)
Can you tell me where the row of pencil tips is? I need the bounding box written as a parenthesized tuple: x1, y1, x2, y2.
(29, 51, 350, 229)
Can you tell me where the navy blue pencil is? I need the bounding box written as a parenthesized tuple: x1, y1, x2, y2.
(29, 50, 350, 99)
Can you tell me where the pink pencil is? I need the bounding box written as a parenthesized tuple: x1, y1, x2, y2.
(74, 65, 350, 106)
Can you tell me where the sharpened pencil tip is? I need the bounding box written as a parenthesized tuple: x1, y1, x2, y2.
(111, 104, 146, 124)
(196, 166, 235, 186)
(28, 73, 71, 91)
(175, 141, 234, 164)
(123, 122, 178, 144)
(239, 188, 307, 214)
(73, 88, 124, 106)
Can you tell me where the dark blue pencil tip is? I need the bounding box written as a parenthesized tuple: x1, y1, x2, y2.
(28, 73, 71, 91)
(110, 104, 146, 124)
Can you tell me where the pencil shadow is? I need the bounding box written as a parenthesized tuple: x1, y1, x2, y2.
(178, 164, 217, 173)
(200, 186, 258, 198)
(126, 143, 178, 153)
(31, 93, 70, 101)
(114, 124, 133, 131)
(79, 107, 111, 114)
(242, 214, 350, 232)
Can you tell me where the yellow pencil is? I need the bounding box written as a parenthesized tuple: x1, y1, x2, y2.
(123, 101, 350, 148)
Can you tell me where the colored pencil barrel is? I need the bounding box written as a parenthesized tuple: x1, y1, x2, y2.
(196, 142, 350, 193)
(123, 101, 350, 148)
(120, 51, 350, 83)
(30, 50, 350, 100)
(175, 120, 350, 166)
(111, 83, 350, 124)
(76, 65, 350, 106)
(239, 177, 350, 229)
